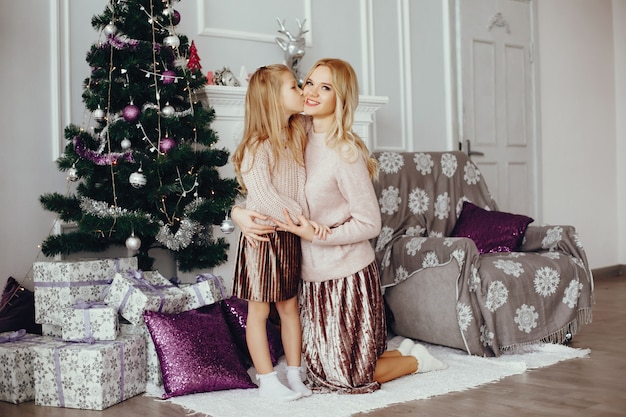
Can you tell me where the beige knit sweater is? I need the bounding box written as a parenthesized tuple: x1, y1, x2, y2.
(240, 139, 308, 225)
(300, 131, 381, 283)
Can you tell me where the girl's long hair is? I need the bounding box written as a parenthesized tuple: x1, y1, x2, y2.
(304, 58, 378, 180)
(232, 64, 306, 192)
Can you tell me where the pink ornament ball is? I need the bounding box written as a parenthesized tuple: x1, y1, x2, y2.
(123, 104, 141, 122)
(160, 137, 176, 153)
(162, 70, 177, 85)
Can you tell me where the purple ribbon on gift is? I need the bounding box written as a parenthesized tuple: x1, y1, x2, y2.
(54, 345, 66, 407)
(53, 340, 126, 407)
(117, 270, 173, 315)
(71, 299, 109, 344)
(192, 273, 227, 305)
(0, 328, 27, 343)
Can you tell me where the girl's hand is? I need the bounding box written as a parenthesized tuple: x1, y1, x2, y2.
(230, 206, 276, 248)
(272, 209, 331, 242)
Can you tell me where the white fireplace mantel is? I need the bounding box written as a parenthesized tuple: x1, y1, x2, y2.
(202, 85, 389, 151)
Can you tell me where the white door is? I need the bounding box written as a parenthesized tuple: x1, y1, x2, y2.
(456, 0, 539, 218)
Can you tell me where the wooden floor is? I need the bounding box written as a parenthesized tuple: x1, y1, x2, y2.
(1, 274, 624, 417)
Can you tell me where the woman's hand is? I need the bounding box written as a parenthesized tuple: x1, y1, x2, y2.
(230, 206, 276, 248)
(272, 209, 331, 242)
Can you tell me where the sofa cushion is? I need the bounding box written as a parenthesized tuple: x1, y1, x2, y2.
(450, 201, 533, 253)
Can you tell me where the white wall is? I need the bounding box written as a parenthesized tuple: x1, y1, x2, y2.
(536, 0, 622, 269)
(615, 0, 626, 265)
(1, 0, 623, 293)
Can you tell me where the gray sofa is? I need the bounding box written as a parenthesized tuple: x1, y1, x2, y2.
(372, 151, 594, 356)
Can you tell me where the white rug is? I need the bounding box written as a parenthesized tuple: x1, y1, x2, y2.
(144, 337, 590, 417)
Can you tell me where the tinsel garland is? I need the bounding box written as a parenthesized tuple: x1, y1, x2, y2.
(74, 136, 135, 165)
(80, 196, 211, 251)
(154, 198, 209, 250)
(99, 34, 140, 51)
(80, 197, 153, 221)
(156, 218, 198, 250)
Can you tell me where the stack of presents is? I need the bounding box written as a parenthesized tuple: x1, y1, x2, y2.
(0, 257, 226, 410)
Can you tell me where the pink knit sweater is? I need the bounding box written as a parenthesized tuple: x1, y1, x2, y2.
(240, 139, 308, 224)
(300, 131, 381, 283)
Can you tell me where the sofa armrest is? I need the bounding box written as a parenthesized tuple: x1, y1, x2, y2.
(378, 235, 480, 288)
(520, 224, 592, 277)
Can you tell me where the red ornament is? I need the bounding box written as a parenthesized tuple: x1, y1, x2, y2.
(187, 41, 202, 71)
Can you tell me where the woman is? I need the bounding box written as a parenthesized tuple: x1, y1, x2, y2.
(232, 58, 445, 394)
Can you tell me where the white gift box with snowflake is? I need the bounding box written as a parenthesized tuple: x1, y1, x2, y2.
(31, 334, 145, 410)
(0, 331, 50, 404)
(180, 273, 227, 311)
(33, 257, 138, 326)
(61, 301, 119, 343)
(119, 321, 162, 386)
(104, 270, 188, 325)
(41, 324, 62, 338)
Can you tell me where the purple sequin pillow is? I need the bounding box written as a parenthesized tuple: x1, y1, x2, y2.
(218, 296, 284, 366)
(143, 305, 255, 399)
(451, 201, 534, 254)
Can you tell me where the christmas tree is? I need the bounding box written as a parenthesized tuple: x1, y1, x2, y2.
(39, 0, 239, 272)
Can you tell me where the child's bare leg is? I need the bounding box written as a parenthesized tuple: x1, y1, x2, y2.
(276, 296, 312, 396)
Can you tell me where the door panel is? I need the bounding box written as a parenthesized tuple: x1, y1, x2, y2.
(457, 0, 537, 217)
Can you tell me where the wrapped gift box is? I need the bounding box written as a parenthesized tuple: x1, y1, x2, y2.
(33, 257, 138, 326)
(61, 301, 119, 343)
(32, 334, 146, 410)
(120, 322, 162, 386)
(181, 273, 227, 311)
(42, 324, 62, 338)
(104, 270, 188, 325)
(0, 331, 49, 404)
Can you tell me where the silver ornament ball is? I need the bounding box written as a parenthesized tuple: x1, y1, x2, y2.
(125, 234, 141, 251)
(129, 171, 147, 188)
(104, 23, 118, 37)
(121, 138, 132, 149)
(220, 216, 235, 234)
(161, 104, 175, 118)
(93, 108, 105, 121)
(67, 167, 79, 182)
(164, 35, 180, 48)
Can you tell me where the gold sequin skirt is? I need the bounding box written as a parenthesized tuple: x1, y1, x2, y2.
(232, 231, 301, 302)
(300, 261, 387, 394)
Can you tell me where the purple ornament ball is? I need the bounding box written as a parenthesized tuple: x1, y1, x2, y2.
(172, 10, 181, 26)
(162, 70, 177, 85)
(123, 104, 141, 122)
(160, 137, 176, 153)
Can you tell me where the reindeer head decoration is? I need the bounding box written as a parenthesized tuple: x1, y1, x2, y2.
(275, 18, 308, 86)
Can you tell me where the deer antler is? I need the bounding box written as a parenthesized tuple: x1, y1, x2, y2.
(276, 17, 308, 41)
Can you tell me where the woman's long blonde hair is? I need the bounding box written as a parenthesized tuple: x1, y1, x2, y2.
(232, 64, 306, 192)
(304, 58, 379, 180)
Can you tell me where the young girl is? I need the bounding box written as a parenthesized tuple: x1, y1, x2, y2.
(231, 64, 325, 401)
